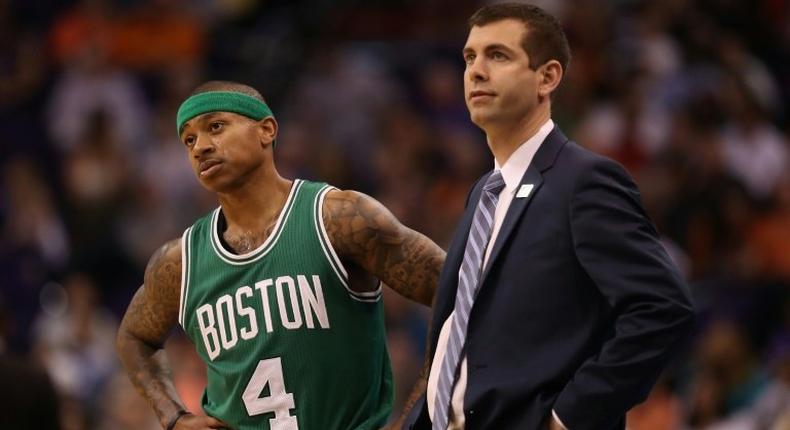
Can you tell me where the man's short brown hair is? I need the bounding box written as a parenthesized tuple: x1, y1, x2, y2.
(469, 3, 571, 73)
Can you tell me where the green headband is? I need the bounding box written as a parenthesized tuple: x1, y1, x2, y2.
(176, 91, 274, 135)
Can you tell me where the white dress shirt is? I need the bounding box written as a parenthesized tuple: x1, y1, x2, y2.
(427, 119, 567, 429)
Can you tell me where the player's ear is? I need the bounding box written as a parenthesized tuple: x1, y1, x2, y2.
(537, 59, 563, 100)
(257, 116, 278, 148)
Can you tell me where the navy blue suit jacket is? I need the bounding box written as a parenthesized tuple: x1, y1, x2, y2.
(404, 127, 695, 430)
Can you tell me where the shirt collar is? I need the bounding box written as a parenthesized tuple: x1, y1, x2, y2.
(494, 118, 554, 192)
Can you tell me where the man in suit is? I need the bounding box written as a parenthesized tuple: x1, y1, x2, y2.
(402, 3, 695, 429)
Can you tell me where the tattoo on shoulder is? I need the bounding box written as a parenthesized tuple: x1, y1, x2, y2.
(144, 239, 182, 291)
(323, 190, 394, 255)
(122, 239, 183, 346)
(323, 190, 445, 306)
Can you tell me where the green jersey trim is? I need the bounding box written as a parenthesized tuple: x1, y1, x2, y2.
(178, 226, 193, 326)
(209, 180, 303, 265)
(314, 186, 382, 303)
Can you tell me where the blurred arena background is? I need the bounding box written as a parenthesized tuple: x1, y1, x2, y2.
(0, 0, 788, 428)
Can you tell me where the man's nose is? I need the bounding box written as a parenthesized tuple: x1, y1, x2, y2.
(467, 58, 488, 82)
(192, 135, 214, 156)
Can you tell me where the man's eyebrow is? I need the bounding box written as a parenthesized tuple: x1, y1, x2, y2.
(484, 43, 516, 53)
(180, 112, 222, 136)
(463, 43, 516, 55)
(200, 112, 222, 122)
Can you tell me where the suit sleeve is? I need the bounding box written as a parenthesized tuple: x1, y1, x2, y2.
(552, 158, 695, 430)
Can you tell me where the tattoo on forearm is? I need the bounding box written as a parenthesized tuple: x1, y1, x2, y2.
(118, 331, 184, 427)
(324, 191, 445, 305)
(398, 293, 437, 424)
(117, 239, 185, 427)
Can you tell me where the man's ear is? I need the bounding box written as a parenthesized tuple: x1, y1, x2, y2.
(258, 116, 278, 147)
(537, 60, 563, 99)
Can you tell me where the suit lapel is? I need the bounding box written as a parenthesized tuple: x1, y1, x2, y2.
(479, 126, 569, 285)
(479, 167, 543, 284)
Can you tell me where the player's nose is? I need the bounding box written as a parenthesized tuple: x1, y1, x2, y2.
(192, 134, 215, 156)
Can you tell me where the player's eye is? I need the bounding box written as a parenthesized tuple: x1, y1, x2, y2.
(492, 51, 507, 61)
(210, 121, 224, 132)
(464, 54, 476, 65)
(184, 135, 195, 146)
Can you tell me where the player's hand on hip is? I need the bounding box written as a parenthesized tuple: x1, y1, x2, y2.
(174, 413, 231, 429)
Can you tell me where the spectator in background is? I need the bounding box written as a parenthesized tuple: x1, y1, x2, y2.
(47, 0, 151, 154)
(685, 317, 790, 429)
(745, 169, 790, 281)
(34, 273, 118, 428)
(49, 0, 114, 67)
(576, 70, 671, 179)
(661, 101, 753, 280)
(96, 371, 159, 430)
(717, 33, 782, 120)
(719, 74, 788, 201)
(0, 157, 69, 351)
(626, 377, 684, 430)
(417, 58, 471, 131)
(61, 111, 137, 291)
(704, 332, 790, 430)
(0, 0, 45, 106)
(0, 294, 60, 429)
(284, 47, 406, 190)
(3, 157, 70, 269)
(0, 0, 49, 159)
(165, 334, 208, 415)
(111, 0, 204, 72)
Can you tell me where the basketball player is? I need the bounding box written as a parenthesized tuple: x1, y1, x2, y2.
(117, 81, 445, 430)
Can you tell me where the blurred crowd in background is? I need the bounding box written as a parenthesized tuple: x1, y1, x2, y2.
(0, 0, 788, 428)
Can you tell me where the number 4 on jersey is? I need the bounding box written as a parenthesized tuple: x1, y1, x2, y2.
(243, 358, 299, 430)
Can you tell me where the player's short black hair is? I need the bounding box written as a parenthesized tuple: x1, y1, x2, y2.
(469, 3, 570, 73)
(191, 80, 268, 104)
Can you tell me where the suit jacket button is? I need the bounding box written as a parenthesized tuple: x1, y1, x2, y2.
(468, 410, 474, 415)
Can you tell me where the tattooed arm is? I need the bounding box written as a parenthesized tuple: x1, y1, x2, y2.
(386, 293, 437, 429)
(323, 190, 445, 306)
(116, 239, 226, 430)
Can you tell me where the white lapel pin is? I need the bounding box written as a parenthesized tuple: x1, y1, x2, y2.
(516, 184, 534, 198)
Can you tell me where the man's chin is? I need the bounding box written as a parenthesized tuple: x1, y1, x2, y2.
(469, 108, 495, 129)
(196, 175, 227, 193)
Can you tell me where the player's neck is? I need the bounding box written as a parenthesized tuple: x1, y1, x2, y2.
(217, 166, 292, 232)
(485, 103, 550, 166)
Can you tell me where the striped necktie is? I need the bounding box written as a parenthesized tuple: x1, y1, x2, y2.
(433, 171, 506, 430)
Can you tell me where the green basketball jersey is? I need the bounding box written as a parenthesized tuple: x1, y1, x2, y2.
(179, 179, 393, 430)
